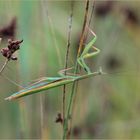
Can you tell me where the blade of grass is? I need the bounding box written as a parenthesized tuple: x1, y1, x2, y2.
(41, 0, 63, 67)
(18, 1, 34, 138)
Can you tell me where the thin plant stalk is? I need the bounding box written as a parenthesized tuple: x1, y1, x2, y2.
(69, 0, 96, 136)
(41, 0, 63, 66)
(63, 1, 74, 128)
(0, 59, 9, 74)
(0, 37, 9, 74)
(63, 0, 90, 139)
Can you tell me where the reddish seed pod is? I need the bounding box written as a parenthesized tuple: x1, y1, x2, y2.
(1, 48, 9, 57)
(1, 39, 23, 60)
(8, 39, 23, 51)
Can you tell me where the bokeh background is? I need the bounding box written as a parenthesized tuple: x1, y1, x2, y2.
(0, 0, 140, 139)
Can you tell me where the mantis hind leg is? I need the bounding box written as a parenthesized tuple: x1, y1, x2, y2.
(58, 67, 80, 77)
(77, 28, 100, 74)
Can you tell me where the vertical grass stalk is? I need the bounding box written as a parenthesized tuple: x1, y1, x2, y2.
(62, 1, 74, 129)
(63, 0, 90, 139)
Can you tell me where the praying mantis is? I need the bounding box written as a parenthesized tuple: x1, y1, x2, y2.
(5, 28, 106, 101)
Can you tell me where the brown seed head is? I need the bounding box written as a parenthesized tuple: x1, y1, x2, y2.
(1, 39, 23, 60)
(55, 113, 63, 124)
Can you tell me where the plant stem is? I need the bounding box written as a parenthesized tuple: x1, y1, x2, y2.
(63, 1, 74, 129)
(63, 0, 90, 139)
(69, 1, 96, 136)
(0, 59, 9, 74)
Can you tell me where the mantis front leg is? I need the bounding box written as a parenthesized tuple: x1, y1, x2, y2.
(77, 28, 100, 74)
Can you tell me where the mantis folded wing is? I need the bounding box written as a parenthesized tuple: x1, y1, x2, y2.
(5, 28, 105, 101)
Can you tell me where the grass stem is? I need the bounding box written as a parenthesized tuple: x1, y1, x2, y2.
(63, 1, 74, 130)
(63, 0, 90, 139)
(0, 59, 9, 74)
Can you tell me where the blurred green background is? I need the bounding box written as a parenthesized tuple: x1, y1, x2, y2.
(0, 0, 140, 139)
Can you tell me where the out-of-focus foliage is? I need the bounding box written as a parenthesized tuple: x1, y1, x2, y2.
(0, 0, 140, 139)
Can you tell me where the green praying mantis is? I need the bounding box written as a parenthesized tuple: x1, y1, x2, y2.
(5, 28, 106, 101)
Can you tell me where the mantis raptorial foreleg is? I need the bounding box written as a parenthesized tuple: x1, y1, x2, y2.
(77, 28, 100, 74)
(59, 28, 100, 75)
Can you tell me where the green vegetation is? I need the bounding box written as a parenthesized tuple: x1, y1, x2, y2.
(0, 0, 140, 139)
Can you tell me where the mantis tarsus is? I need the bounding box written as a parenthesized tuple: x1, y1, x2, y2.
(5, 28, 105, 101)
